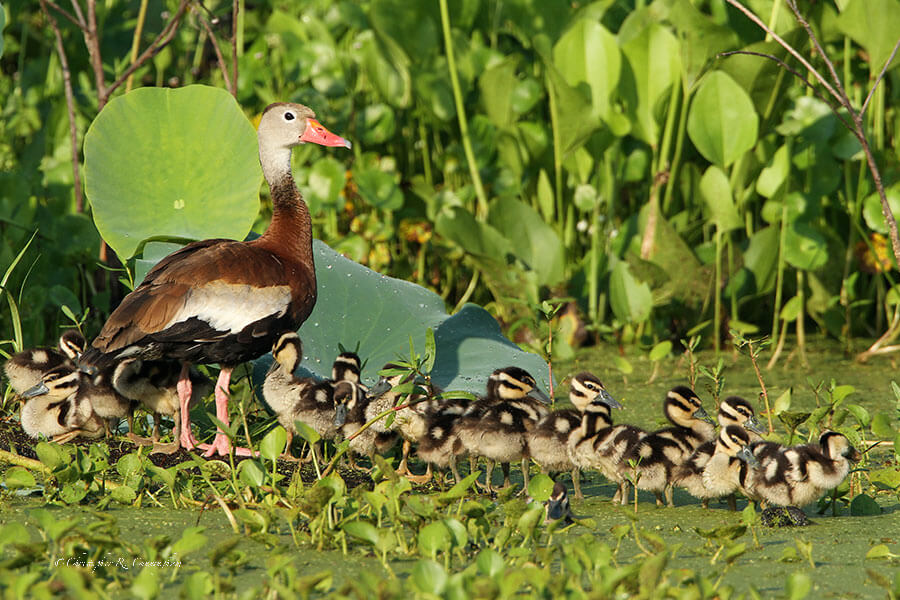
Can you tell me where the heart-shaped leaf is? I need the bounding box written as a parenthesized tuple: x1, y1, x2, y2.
(84, 85, 261, 260)
(553, 17, 621, 121)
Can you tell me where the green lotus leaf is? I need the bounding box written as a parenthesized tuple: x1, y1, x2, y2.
(84, 85, 261, 260)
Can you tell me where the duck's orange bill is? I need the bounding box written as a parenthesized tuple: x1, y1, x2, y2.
(300, 118, 352, 149)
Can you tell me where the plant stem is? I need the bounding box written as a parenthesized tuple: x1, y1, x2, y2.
(438, 0, 489, 219)
(125, 0, 149, 93)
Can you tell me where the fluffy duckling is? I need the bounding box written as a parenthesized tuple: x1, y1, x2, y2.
(19, 365, 105, 443)
(544, 480, 575, 524)
(674, 396, 765, 506)
(362, 365, 432, 478)
(3, 330, 86, 395)
(528, 373, 621, 500)
(263, 333, 359, 460)
(568, 395, 646, 505)
(415, 397, 471, 485)
(698, 425, 759, 510)
(743, 431, 861, 509)
(622, 386, 715, 507)
(333, 379, 398, 468)
(456, 366, 551, 493)
(112, 359, 212, 453)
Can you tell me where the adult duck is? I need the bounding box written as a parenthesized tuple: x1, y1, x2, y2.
(79, 103, 350, 456)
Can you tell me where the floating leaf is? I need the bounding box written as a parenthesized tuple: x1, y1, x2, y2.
(866, 544, 894, 560)
(687, 71, 759, 167)
(418, 521, 451, 558)
(527, 473, 555, 503)
(850, 494, 882, 516)
(785, 572, 812, 600)
(3, 466, 35, 490)
(343, 520, 379, 546)
(84, 86, 261, 260)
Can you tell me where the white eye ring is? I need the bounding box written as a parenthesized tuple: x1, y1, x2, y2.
(284, 111, 295, 121)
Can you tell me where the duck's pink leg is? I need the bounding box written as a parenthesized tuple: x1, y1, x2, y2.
(199, 367, 256, 457)
(178, 363, 202, 450)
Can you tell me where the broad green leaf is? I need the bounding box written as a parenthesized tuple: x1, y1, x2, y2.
(238, 460, 265, 488)
(649, 341, 672, 362)
(870, 412, 895, 438)
(553, 17, 621, 121)
(488, 197, 565, 286)
(783, 222, 828, 271)
(536, 169, 554, 221)
(343, 519, 379, 546)
(869, 468, 900, 489)
(354, 167, 403, 211)
(249, 241, 551, 395)
(663, 0, 738, 87)
(700, 165, 741, 231)
(353, 103, 396, 146)
(418, 521, 451, 558)
(353, 30, 411, 108)
(480, 58, 519, 130)
(757, 144, 790, 198)
(687, 71, 759, 167)
(131, 568, 160, 600)
(302, 157, 347, 214)
(369, 0, 437, 64)
(476, 548, 505, 577)
(836, 0, 900, 75)
(436, 206, 512, 259)
(411, 560, 447, 596)
(3, 466, 35, 489)
(780, 295, 803, 322)
(35, 441, 66, 471)
(866, 544, 893, 559)
(846, 403, 871, 428)
(785, 572, 812, 600)
(84, 86, 261, 260)
(744, 226, 779, 294)
(773, 388, 792, 414)
(850, 493, 882, 516)
(527, 473, 554, 502)
(259, 426, 287, 462)
(620, 19, 681, 144)
(609, 261, 652, 324)
(171, 526, 208, 557)
(862, 186, 900, 235)
(539, 50, 606, 153)
(110, 485, 137, 505)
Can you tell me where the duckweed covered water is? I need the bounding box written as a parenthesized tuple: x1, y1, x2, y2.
(1, 338, 899, 597)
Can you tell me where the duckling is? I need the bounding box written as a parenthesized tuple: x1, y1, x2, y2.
(544, 480, 575, 524)
(19, 365, 105, 443)
(263, 333, 356, 461)
(742, 431, 861, 509)
(568, 394, 646, 505)
(697, 425, 760, 510)
(112, 359, 212, 454)
(366, 364, 442, 483)
(415, 397, 470, 485)
(3, 330, 86, 395)
(456, 366, 551, 494)
(528, 373, 621, 500)
(674, 396, 765, 507)
(333, 379, 398, 468)
(622, 386, 715, 507)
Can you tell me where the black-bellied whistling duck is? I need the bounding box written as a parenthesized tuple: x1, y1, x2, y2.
(112, 358, 212, 454)
(3, 330, 86, 395)
(527, 373, 621, 500)
(19, 365, 105, 443)
(622, 386, 715, 507)
(79, 103, 350, 457)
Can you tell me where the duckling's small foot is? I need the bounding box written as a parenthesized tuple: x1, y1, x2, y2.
(405, 472, 433, 485)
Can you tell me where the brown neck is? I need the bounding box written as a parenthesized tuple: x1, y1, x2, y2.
(260, 172, 314, 269)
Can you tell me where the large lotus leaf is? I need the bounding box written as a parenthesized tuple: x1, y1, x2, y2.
(837, 0, 900, 74)
(620, 18, 681, 144)
(252, 240, 551, 396)
(488, 197, 565, 287)
(83, 86, 261, 260)
(552, 17, 621, 121)
(687, 71, 759, 168)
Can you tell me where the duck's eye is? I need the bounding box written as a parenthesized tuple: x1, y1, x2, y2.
(284, 111, 295, 121)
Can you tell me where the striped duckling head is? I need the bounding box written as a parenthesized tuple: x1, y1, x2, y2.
(663, 386, 713, 427)
(569, 372, 621, 411)
(58, 329, 87, 361)
(819, 431, 861, 463)
(21, 364, 81, 400)
(487, 366, 550, 403)
(271, 332, 302, 375)
(332, 352, 362, 383)
(719, 396, 765, 435)
(717, 425, 759, 465)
